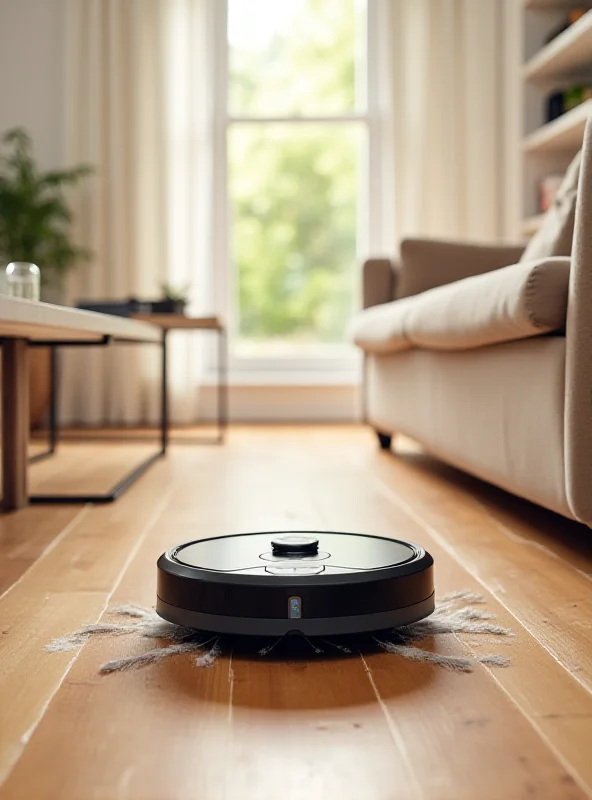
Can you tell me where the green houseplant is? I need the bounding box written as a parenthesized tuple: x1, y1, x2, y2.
(157, 281, 191, 314)
(0, 127, 93, 294)
(0, 127, 94, 426)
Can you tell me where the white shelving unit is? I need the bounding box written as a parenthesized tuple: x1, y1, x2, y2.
(523, 97, 592, 152)
(525, 11, 592, 80)
(525, 0, 589, 12)
(522, 3, 592, 237)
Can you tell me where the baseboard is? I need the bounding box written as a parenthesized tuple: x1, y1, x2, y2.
(197, 383, 362, 422)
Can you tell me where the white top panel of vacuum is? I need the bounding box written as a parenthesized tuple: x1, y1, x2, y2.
(172, 531, 417, 574)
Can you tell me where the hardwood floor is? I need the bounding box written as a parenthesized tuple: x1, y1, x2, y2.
(1, 426, 591, 799)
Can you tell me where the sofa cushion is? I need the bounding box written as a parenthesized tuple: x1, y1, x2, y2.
(352, 257, 570, 354)
(349, 296, 415, 354)
(406, 256, 570, 350)
(521, 150, 581, 262)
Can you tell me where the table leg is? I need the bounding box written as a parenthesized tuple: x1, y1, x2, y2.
(48, 346, 58, 453)
(218, 328, 228, 443)
(161, 330, 168, 453)
(28, 346, 58, 465)
(2, 339, 29, 510)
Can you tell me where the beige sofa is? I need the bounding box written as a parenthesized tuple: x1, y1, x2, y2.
(352, 115, 592, 526)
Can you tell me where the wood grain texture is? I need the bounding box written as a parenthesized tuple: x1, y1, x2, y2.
(0, 506, 84, 596)
(2, 339, 29, 510)
(0, 427, 591, 799)
(28, 443, 162, 495)
(367, 446, 592, 691)
(132, 314, 222, 330)
(0, 295, 159, 343)
(308, 454, 592, 797)
(0, 454, 178, 784)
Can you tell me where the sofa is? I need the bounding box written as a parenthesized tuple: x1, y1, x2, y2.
(351, 114, 592, 526)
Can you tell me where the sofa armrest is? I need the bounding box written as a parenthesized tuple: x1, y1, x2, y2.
(363, 258, 398, 309)
(565, 115, 592, 524)
(398, 238, 526, 298)
(352, 256, 569, 355)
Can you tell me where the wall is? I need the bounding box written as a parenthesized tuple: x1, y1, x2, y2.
(0, 0, 66, 168)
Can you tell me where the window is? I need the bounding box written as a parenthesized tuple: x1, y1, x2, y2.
(225, 0, 368, 367)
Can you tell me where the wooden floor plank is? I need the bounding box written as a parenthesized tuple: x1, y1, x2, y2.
(224, 653, 421, 800)
(0, 506, 84, 596)
(403, 454, 592, 577)
(0, 453, 178, 785)
(364, 442, 592, 688)
(307, 460, 589, 799)
(0, 428, 591, 799)
(0, 590, 106, 782)
(29, 443, 162, 495)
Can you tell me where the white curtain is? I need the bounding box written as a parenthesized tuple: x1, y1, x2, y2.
(373, 0, 511, 256)
(62, 0, 217, 425)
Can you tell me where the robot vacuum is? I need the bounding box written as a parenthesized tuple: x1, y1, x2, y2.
(157, 531, 435, 637)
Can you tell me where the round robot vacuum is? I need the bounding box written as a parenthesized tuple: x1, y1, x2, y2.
(157, 531, 434, 637)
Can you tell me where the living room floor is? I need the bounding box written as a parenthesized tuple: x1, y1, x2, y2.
(1, 426, 591, 799)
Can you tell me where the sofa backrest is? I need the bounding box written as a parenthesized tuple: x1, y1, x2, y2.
(520, 150, 581, 262)
(563, 112, 592, 524)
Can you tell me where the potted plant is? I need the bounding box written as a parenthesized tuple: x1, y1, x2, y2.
(0, 127, 94, 427)
(154, 282, 191, 314)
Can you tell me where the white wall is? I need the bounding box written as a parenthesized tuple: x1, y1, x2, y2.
(0, 0, 66, 168)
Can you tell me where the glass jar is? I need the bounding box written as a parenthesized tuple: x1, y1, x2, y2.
(5, 262, 40, 301)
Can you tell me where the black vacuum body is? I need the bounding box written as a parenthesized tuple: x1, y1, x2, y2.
(156, 531, 435, 637)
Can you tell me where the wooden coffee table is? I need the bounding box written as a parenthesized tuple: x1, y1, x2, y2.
(0, 304, 228, 509)
(0, 295, 162, 510)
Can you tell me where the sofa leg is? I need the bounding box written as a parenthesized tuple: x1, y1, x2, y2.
(375, 431, 392, 451)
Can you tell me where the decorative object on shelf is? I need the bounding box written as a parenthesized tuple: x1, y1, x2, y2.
(565, 85, 592, 112)
(547, 85, 592, 123)
(5, 261, 40, 301)
(544, 8, 589, 44)
(538, 174, 564, 213)
(547, 90, 565, 123)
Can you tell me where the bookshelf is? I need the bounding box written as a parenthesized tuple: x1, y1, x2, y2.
(521, 4, 592, 236)
(525, 10, 592, 80)
(523, 98, 592, 153)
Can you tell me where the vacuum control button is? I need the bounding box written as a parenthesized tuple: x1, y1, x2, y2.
(271, 534, 319, 556)
(265, 562, 324, 576)
(259, 550, 330, 562)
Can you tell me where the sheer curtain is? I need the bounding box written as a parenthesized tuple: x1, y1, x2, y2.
(62, 0, 218, 425)
(372, 0, 513, 256)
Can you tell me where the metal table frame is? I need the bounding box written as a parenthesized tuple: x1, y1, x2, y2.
(159, 325, 228, 448)
(24, 335, 165, 504)
(25, 324, 227, 504)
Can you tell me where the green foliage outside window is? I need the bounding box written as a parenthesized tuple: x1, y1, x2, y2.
(229, 0, 363, 345)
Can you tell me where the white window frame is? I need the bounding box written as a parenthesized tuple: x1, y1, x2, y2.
(209, 0, 385, 386)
